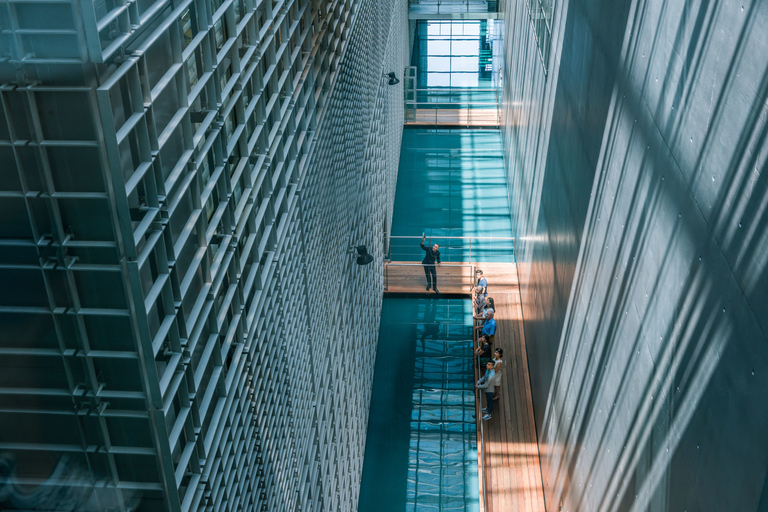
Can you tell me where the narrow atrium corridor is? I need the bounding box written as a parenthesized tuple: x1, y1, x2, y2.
(1, 0, 767, 510)
(360, 120, 542, 510)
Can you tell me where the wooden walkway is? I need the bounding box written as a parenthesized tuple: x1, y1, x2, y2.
(384, 260, 546, 511)
(404, 108, 500, 127)
(384, 261, 519, 295)
(474, 289, 547, 511)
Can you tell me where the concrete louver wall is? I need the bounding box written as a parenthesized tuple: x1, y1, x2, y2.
(501, 0, 768, 510)
(0, 0, 406, 510)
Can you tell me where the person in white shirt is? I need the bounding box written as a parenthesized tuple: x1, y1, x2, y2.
(491, 348, 503, 400)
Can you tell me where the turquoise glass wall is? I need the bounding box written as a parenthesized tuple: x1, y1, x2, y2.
(358, 298, 478, 511)
(390, 128, 513, 262)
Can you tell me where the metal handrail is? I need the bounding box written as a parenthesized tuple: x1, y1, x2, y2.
(476, 352, 488, 511)
(404, 86, 501, 126)
(406, 101, 501, 106)
(473, 297, 488, 512)
(390, 235, 515, 240)
(383, 262, 475, 290)
(387, 235, 515, 263)
(407, 87, 501, 92)
(382, 262, 476, 265)
(384, 255, 489, 509)
(407, 0, 499, 14)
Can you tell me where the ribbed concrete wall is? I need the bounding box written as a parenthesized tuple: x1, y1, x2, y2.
(502, 0, 768, 510)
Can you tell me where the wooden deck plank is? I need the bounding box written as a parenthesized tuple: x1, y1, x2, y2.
(504, 320, 521, 511)
(387, 259, 545, 510)
(507, 296, 533, 512)
(404, 108, 500, 127)
(506, 294, 532, 512)
(497, 367, 514, 512)
(492, 309, 511, 512)
(514, 297, 547, 512)
(384, 261, 519, 295)
(475, 352, 486, 512)
(514, 294, 543, 512)
(518, 295, 540, 512)
(474, 278, 546, 512)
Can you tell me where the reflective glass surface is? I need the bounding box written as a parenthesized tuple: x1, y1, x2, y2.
(358, 298, 478, 512)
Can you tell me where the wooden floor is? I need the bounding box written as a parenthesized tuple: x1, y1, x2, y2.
(404, 108, 500, 127)
(474, 289, 547, 512)
(384, 261, 519, 295)
(384, 260, 546, 511)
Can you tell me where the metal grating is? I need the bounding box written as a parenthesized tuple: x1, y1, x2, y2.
(0, 0, 408, 510)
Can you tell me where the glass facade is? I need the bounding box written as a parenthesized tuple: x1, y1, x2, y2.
(359, 298, 479, 512)
(0, 0, 408, 511)
(412, 21, 499, 88)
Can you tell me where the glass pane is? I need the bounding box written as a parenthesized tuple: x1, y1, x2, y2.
(186, 57, 198, 87)
(181, 7, 196, 49)
(428, 56, 451, 72)
(457, 21, 480, 36)
(428, 40, 451, 55)
(449, 73, 478, 87)
(451, 56, 478, 72)
(427, 73, 451, 87)
(450, 39, 478, 56)
(427, 21, 452, 36)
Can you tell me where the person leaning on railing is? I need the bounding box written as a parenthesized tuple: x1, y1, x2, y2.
(485, 296, 495, 316)
(475, 336, 492, 364)
(477, 312, 496, 357)
(473, 286, 487, 315)
(472, 269, 487, 295)
(476, 360, 496, 421)
(474, 297, 494, 328)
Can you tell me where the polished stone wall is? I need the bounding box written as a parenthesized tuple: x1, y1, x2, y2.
(502, 0, 768, 510)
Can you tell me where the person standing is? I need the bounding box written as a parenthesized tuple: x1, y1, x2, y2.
(474, 336, 492, 365)
(479, 310, 496, 338)
(420, 234, 441, 292)
(474, 309, 496, 339)
(476, 360, 496, 421)
(473, 286, 487, 316)
(472, 269, 487, 295)
(491, 348, 503, 400)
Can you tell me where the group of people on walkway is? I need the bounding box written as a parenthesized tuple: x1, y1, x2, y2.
(472, 270, 503, 421)
(417, 239, 503, 421)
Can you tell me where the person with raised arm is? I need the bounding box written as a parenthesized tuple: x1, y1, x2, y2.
(420, 234, 441, 293)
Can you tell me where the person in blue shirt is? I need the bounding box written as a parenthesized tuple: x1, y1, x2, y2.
(474, 269, 487, 294)
(480, 310, 496, 341)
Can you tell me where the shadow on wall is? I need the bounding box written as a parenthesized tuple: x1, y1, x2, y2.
(537, 0, 768, 510)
